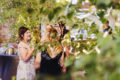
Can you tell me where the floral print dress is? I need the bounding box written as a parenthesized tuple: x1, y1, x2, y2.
(16, 42, 35, 80)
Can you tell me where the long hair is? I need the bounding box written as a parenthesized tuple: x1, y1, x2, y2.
(46, 27, 62, 56)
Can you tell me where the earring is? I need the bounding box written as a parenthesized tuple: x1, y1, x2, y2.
(21, 35, 23, 37)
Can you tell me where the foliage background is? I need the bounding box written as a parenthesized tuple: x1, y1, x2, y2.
(1, 0, 120, 80)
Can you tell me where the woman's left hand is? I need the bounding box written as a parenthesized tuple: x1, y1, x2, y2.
(62, 66, 66, 73)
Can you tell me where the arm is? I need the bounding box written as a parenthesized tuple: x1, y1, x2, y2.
(62, 32, 71, 58)
(35, 53, 41, 69)
(18, 46, 34, 62)
(59, 52, 66, 73)
(64, 46, 70, 58)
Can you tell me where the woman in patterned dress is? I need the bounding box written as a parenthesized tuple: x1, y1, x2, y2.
(16, 26, 35, 80)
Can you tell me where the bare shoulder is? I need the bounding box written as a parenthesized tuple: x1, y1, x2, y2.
(18, 42, 28, 49)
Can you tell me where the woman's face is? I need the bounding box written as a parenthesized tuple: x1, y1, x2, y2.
(23, 30, 31, 41)
(50, 32, 59, 42)
(50, 32, 56, 39)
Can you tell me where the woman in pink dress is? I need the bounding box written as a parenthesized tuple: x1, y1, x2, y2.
(16, 26, 35, 80)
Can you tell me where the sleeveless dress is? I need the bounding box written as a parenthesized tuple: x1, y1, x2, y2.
(39, 50, 62, 75)
(16, 42, 35, 80)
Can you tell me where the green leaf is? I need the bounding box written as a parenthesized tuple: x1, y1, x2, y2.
(40, 0, 46, 4)
(53, 6, 62, 15)
(67, 11, 75, 19)
(65, 58, 73, 67)
(27, 8, 34, 14)
(48, 12, 54, 21)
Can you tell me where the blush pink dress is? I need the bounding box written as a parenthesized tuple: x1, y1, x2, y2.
(16, 42, 35, 80)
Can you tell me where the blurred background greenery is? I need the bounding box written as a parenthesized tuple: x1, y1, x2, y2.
(1, 0, 120, 80)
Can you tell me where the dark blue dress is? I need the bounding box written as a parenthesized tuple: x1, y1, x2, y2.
(39, 50, 62, 75)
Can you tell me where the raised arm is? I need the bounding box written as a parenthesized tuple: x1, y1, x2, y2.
(18, 46, 34, 62)
(59, 52, 66, 73)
